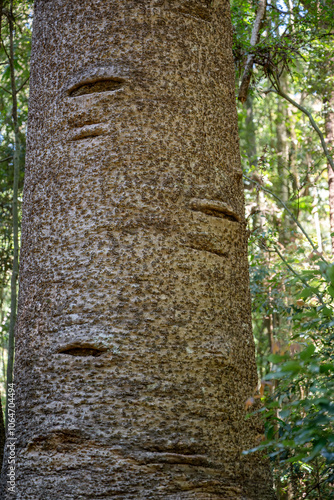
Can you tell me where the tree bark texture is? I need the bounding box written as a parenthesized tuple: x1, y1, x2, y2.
(3, 1, 275, 498)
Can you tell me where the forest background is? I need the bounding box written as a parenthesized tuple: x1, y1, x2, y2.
(0, 0, 333, 498)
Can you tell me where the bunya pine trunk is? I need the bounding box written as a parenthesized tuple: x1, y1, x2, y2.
(1, 1, 274, 498)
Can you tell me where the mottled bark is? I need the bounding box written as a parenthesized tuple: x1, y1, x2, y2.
(2, 1, 274, 498)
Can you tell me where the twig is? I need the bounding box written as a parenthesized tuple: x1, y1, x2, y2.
(238, 0, 267, 103)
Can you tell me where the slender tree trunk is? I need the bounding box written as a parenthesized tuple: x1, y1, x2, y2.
(5, 1, 20, 429)
(2, 1, 275, 498)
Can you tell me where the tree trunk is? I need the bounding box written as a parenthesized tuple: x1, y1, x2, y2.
(2, 1, 275, 498)
(276, 95, 289, 206)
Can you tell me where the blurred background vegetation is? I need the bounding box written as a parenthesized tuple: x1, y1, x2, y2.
(0, 0, 333, 497)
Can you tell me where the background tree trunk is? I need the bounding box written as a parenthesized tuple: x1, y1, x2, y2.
(2, 1, 275, 498)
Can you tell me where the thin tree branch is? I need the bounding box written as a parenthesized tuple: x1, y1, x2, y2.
(238, 0, 267, 103)
(0, 85, 11, 95)
(17, 75, 29, 93)
(298, 167, 328, 198)
(1, 35, 10, 59)
(267, 3, 289, 14)
(0, 156, 12, 164)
